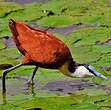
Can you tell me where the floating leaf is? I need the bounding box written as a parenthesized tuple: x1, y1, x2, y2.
(37, 15, 76, 28)
(0, 39, 6, 49)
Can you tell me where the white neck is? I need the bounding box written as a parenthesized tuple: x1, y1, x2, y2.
(70, 66, 94, 77)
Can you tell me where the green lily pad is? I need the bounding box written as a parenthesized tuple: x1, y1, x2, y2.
(37, 15, 76, 28)
(68, 27, 111, 46)
(69, 45, 101, 64)
(41, 0, 92, 15)
(0, 39, 6, 49)
(6, 3, 45, 22)
(77, 89, 108, 96)
(70, 103, 98, 110)
(0, 2, 23, 18)
(0, 19, 11, 38)
(0, 48, 21, 65)
(0, 104, 24, 110)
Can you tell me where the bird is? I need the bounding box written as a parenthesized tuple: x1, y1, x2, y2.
(2, 19, 107, 93)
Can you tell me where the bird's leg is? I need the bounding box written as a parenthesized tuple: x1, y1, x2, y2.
(27, 66, 38, 85)
(2, 63, 23, 93)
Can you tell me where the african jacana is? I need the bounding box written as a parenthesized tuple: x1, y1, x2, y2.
(2, 19, 107, 93)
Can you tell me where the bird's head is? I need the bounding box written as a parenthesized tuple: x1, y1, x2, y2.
(59, 60, 107, 80)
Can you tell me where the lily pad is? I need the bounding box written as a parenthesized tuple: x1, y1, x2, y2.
(0, 2, 23, 18)
(0, 39, 6, 49)
(68, 27, 111, 46)
(0, 48, 21, 65)
(6, 3, 45, 21)
(37, 15, 76, 28)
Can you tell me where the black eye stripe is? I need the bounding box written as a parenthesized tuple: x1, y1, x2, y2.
(83, 64, 97, 76)
(86, 67, 97, 76)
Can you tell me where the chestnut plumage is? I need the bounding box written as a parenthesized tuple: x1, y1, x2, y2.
(9, 19, 72, 68)
(2, 19, 107, 93)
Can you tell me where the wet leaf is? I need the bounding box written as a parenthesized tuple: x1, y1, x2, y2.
(0, 2, 23, 18)
(37, 15, 75, 28)
(0, 39, 6, 49)
(6, 3, 44, 22)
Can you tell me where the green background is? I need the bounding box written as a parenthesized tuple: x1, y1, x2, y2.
(0, 0, 111, 109)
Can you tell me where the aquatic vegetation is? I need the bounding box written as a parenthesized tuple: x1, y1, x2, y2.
(0, 0, 111, 109)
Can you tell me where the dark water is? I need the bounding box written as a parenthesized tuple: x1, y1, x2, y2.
(2, 36, 16, 48)
(46, 23, 85, 35)
(0, 77, 111, 96)
(43, 79, 111, 94)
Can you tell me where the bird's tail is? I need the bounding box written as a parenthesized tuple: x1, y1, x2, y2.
(9, 19, 26, 55)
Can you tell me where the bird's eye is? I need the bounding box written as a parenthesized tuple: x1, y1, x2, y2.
(83, 64, 89, 68)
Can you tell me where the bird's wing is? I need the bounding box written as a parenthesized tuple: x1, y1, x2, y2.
(10, 20, 71, 65)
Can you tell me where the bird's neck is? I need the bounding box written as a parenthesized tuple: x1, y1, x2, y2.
(58, 61, 71, 77)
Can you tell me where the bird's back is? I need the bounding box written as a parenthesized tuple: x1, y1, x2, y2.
(9, 20, 72, 68)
